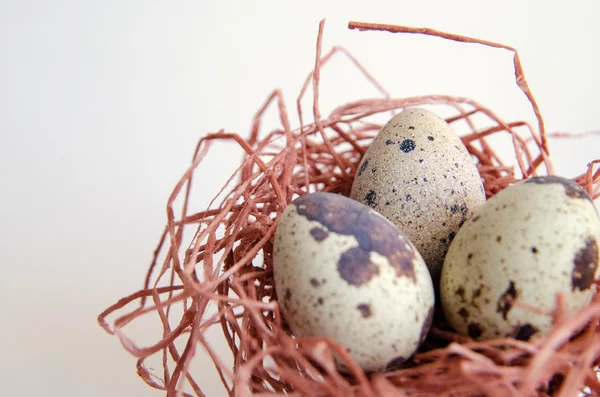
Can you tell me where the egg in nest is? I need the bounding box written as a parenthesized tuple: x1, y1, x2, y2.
(441, 176, 600, 340)
(273, 192, 434, 372)
(350, 108, 485, 284)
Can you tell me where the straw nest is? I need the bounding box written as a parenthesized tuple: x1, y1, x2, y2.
(99, 21, 600, 397)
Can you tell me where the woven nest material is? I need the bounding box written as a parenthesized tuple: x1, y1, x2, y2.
(99, 21, 600, 397)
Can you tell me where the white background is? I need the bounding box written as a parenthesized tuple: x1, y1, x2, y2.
(1, 1, 599, 396)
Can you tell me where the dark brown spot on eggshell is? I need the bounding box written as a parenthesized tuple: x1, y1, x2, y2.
(399, 139, 416, 153)
(467, 323, 483, 339)
(358, 159, 369, 176)
(365, 190, 377, 207)
(356, 303, 372, 318)
(497, 281, 517, 320)
(458, 307, 469, 321)
(512, 323, 539, 341)
(309, 227, 328, 242)
(310, 278, 320, 287)
(455, 286, 466, 302)
(293, 193, 417, 285)
(385, 356, 407, 371)
(572, 237, 599, 291)
(337, 247, 379, 286)
(525, 175, 592, 202)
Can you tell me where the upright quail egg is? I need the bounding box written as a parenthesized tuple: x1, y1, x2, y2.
(350, 108, 485, 284)
(273, 192, 434, 372)
(441, 176, 600, 340)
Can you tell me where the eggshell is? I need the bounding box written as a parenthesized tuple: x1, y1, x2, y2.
(273, 192, 434, 372)
(440, 176, 600, 340)
(350, 108, 485, 284)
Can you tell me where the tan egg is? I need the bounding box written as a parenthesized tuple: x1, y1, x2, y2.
(273, 192, 434, 372)
(350, 108, 485, 285)
(441, 176, 600, 340)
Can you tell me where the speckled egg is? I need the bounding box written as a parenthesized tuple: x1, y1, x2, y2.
(273, 192, 434, 372)
(441, 176, 600, 341)
(350, 108, 485, 284)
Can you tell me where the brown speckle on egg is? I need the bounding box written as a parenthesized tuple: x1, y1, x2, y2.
(571, 237, 599, 291)
(358, 159, 369, 176)
(356, 303, 372, 318)
(512, 323, 539, 341)
(365, 190, 377, 207)
(337, 247, 379, 286)
(296, 193, 420, 284)
(399, 139, 416, 153)
(467, 323, 483, 339)
(458, 307, 469, 321)
(455, 286, 466, 302)
(496, 281, 517, 320)
(309, 227, 328, 242)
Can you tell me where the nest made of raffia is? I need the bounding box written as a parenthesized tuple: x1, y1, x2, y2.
(98, 21, 600, 397)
